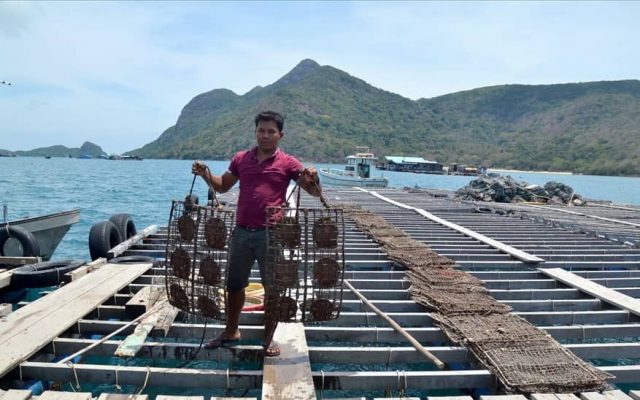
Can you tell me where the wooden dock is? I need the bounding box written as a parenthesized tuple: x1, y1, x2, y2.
(1, 187, 640, 398)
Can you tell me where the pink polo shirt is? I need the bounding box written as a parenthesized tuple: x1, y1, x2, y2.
(228, 147, 303, 228)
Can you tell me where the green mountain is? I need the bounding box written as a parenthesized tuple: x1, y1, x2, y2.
(16, 141, 107, 158)
(0, 149, 16, 157)
(130, 59, 640, 175)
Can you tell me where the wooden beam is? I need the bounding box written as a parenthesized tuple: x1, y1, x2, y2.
(262, 322, 315, 400)
(0, 269, 13, 290)
(97, 394, 148, 400)
(540, 268, 640, 317)
(0, 256, 41, 267)
(108, 225, 158, 258)
(0, 262, 151, 378)
(151, 303, 179, 337)
(0, 303, 12, 317)
(580, 391, 634, 400)
(357, 188, 544, 263)
(125, 286, 164, 318)
(39, 392, 92, 400)
(64, 258, 107, 283)
(116, 292, 171, 358)
(0, 389, 32, 400)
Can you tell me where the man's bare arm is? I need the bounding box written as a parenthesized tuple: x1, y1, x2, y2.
(297, 167, 322, 197)
(192, 162, 238, 193)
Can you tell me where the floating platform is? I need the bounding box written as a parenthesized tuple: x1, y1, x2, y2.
(1, 187, 640, 399)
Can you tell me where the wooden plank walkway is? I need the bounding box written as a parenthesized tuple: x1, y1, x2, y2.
(0, 262, 151, 378)
(261, 322, 314, 400)
(358, 188, 545, 263)
(541, 268, 640, 317)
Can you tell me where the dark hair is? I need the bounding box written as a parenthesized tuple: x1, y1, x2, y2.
(254, 111, 284, 131)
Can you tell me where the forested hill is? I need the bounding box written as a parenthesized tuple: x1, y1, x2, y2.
(129, 59, 640, 175)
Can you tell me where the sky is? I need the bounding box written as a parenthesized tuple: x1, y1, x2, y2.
(1, 1, 639, 154)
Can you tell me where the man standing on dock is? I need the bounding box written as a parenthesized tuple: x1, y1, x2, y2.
(191, 110, 321, 357)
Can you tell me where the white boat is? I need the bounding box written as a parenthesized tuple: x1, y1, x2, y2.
(319, 147, 388, 188)
(0, 208, 80, 262)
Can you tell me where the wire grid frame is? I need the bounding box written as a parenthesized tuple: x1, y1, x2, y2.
(474, 339, 613, 393)
(434, 313, 549, 345)
(164, 200, 235, 321)
(410, 287, 512, 315)
(407, 267, 485, 287)
(265, 205, 346, 323)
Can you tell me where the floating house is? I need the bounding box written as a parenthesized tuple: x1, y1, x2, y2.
(378, 156, 444, 174)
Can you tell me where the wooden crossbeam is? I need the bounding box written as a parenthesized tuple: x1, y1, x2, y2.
(125, 286, 164, 318)
(108, 225, 158, 258)
(0, 389, 32, 400)
(64, 258, 106, 283)
(0, 269, 13, 290)
(97, 394, 148, 400)
(0, 257, 41, 267)
(39, 392, 92, 400)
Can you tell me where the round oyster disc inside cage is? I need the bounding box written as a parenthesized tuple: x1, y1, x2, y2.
(169, 283, 189, 312)
(275, 216, 301, 248)
(177, 215, 197, 242)
(199, 256, 221, 285)
(170, 248, 191, 279)
(312, 217, 338, 248)
(314, 257, 340, 288)
(197, 295, 222, 319)
(310, 298, 334, 321)
(204, 217, 227, 249)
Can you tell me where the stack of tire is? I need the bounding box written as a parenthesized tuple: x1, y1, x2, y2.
(89, 213, 137, 261)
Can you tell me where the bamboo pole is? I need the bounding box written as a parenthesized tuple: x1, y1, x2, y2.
(343, 279, 446, 369)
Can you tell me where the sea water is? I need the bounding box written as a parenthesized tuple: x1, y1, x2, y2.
(1, 156, 639, 261)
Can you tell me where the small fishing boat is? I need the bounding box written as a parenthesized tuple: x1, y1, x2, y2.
(319, 147, 388, 188)
(0, 208, 80, 263)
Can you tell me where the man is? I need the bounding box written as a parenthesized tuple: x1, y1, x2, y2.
(191, 111, 321, 357)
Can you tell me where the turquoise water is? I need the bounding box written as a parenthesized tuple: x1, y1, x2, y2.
(1, 157, 639, 261)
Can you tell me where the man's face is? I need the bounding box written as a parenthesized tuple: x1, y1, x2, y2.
(255, 120, 283, 152)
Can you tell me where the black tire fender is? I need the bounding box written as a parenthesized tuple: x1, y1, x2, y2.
(88, 220, 122, 260)
(11, 260, 85, 288)
(109, 213, 137, 241)
(0, 225, 40, 257)
(108, 255, 158, 267)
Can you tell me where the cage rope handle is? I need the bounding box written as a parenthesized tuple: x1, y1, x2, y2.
(191, 162, 222, 209)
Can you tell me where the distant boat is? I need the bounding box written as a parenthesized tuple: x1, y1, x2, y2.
(44, 156, 51, 159)
(78, 154, 92, 159)
(319, 147, 388, 188)
(0, 209, 80, 262)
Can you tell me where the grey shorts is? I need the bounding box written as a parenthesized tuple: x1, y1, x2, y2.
(226, 226, 277, 293)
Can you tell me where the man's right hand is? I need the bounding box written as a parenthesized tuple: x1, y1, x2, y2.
(192, 160, 207, 176)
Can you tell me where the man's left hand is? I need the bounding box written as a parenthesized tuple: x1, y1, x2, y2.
(301, 167, 319, 186)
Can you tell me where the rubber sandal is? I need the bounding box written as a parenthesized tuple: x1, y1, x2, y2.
(263, 344, 280, 357)
(204, 333, 240, 349)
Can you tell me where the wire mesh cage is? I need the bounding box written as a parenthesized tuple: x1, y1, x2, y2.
(475, 339, 612, 393)
(265, 205, 346, 322)
(164, 200, 235, 320)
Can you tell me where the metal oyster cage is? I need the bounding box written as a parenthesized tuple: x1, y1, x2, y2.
(164, 200, 235, 321)
(265, 206, 346, 323)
